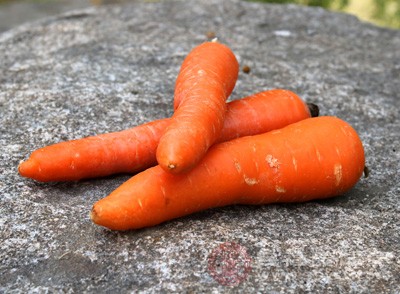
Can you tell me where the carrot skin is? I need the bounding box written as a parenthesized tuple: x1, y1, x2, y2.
(173, 42, 239, 110)
(91, 116, 365, 231)
(216, 89, 312, 143)
(157, 41, 239, 174)
(18, 119, 170, 182)
(19, 89, 312, 182)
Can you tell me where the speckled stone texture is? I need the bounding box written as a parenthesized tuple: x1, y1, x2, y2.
(1, 0, 399, 292)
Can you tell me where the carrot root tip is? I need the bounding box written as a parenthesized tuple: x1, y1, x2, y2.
(18, 159, 36, 177)
(307, 103, 319, 117)
(168, 164, 176, 170)
(90, 208, 98, 223)
(17, 161, 24, 173)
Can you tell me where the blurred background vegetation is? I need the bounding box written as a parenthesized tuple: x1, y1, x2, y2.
(254, 0, 400, 28)
(0, 0, 399, 32)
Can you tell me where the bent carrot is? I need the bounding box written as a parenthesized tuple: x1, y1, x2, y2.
(156, 41, 239, 174)
(19, 89, 315, 182)
(91, 116, 365, 231)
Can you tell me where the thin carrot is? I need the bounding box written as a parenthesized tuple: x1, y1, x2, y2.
(18, 119, 170, 182)
(156, 41, 239, 174)
(19, 89, 315, 182)
(20, 90, 316, 182)
(215, 89, 318, 143)
(91, 116, 365, 231)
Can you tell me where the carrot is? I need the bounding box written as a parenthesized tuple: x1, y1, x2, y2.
(215, 89, 318, 143)
(18, 119, 170, 182)
(19, 89, 315, 182)
(156, 41, 239, 174)
(91, 116, 365, 231)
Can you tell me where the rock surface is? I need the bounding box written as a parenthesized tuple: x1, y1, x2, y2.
(1, 0, 399, 292)
(0, 0, 89, 33)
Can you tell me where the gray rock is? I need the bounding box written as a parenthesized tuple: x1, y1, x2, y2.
(1, 0, 399, 292)
(0, 0, 90, 33)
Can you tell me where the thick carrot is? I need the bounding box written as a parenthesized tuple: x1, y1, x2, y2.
(19, 89, 315, 182)
(156, 41, 239, 174)
(91, 116, 365, 231)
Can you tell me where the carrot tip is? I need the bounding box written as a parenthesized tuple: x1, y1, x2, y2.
(18, 159, 36, 177)
(90, 207, 98, 223)
(167, 164, 176, 170)
(363, 165, 370, 178)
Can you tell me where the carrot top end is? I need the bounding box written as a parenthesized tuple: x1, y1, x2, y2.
(307, 103, 319, 117)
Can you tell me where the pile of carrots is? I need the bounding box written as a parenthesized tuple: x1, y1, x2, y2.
(19, 40, 365, 231)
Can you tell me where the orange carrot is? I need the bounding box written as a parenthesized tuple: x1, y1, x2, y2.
(18, 119, 170, 182)
(91, 116, 365, 231)
(156, 41, 239, 174)
(18, 89, 315, 182)
(215, 89, 318, 143)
